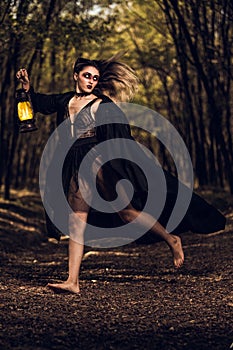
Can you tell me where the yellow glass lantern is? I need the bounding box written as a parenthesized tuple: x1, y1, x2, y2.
(16, 89, 38, 133)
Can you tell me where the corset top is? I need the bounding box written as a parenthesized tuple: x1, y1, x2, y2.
(66, 98, 98, 139)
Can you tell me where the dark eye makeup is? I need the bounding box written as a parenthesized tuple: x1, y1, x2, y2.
(83, 72, 99, 81)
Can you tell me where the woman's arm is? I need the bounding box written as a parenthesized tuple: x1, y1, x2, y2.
(16, 68, 60, 115)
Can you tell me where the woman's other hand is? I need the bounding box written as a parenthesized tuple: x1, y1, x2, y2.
(16, 68, 30, 91)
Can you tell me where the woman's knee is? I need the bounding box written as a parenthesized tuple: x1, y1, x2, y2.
(118, 208, 138, 223)
(68, 211, 87, 240)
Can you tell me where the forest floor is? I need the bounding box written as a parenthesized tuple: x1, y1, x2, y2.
(0, 189, 232, 350)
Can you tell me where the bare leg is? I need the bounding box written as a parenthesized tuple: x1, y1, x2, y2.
(96, 169, 184, 268)
(47, 178, 90, 294)
(47, 211, 88, 293)
(47, 238, 83, 293)
(119, 207, 184, 268)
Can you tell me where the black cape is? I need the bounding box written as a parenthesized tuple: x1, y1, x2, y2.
(30, 90, 226, 243)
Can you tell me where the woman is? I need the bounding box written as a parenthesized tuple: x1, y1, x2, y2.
(16, 57, 226, 294)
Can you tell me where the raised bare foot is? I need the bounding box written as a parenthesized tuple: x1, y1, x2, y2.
(168, 235, 184, 268)
(46, 281, 80, 294)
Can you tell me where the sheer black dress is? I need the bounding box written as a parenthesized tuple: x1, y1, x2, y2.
(30, 89, 226, 243)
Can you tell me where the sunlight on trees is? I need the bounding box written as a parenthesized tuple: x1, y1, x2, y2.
(0, 0, 232, 199)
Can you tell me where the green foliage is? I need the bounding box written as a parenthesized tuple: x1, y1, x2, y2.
(0, 0, 232, 197)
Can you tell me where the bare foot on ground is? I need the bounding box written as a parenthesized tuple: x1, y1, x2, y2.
(47, 281, 80, 294)
(169, 235, 184, 268)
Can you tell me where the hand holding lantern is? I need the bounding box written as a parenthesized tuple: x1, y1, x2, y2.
(16, 69, 38, 133)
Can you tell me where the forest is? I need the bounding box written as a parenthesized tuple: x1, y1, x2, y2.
(1, 2, 233, 350)
(0, 0, 232, 200)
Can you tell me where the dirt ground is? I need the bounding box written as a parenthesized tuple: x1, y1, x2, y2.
(0, 189, 232, 350)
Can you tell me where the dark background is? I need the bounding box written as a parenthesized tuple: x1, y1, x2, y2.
(0, 1, 232, 349)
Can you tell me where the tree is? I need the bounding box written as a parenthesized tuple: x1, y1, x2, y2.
(0, 0, 116, 199)
(105, 0, 233, 192)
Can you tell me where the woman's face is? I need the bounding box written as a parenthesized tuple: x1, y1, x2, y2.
(74, 66, 100, 93)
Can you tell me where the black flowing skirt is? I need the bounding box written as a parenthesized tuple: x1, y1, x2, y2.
(44, 136, 226, 243)
(48, 137, 226, 243)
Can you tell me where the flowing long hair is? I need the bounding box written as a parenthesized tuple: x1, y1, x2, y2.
(73, 54, 138, 102)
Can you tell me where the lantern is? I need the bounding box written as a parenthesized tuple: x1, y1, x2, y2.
(16, 88, 38, 133)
